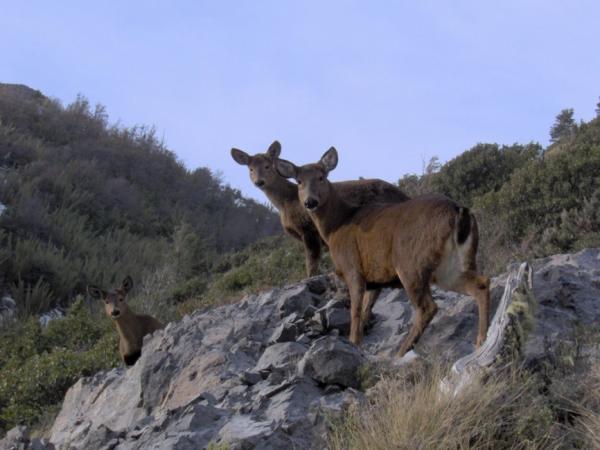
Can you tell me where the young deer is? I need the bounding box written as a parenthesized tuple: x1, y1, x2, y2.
(276, 148, 490, 357)
(231, 141, 409, 277)
(88, 276, 164, 366)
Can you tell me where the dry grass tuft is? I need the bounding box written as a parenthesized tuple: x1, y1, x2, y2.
(328, 360, 600, 450)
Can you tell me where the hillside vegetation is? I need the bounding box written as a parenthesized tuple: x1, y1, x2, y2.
(0, 84, 599, 436)
(399, 106, 600, 273)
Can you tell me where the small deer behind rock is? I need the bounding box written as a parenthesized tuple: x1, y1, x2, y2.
(88, 276, 163, 366)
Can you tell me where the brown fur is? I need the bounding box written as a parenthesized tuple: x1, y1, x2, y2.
(88, 276, 164, 366)
(231, 141, 409, 277)
(276, 148, 490, 357)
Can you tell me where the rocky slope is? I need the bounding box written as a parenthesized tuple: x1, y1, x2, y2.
(3, 249, 600, 449)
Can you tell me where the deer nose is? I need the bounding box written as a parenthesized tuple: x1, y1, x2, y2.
(111, 310, 120, 318)
(255, 180, 265, 188)
(304, 198, 319, 210)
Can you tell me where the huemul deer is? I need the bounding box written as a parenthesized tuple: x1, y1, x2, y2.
(276, 148, 490, 356)
(231, 141, 409, 278)
(88, 276, 164, 366)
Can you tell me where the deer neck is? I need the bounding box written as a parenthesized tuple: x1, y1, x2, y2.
(311, 184, 357, 241)
(262, 177, 299, 210)
(113, 309, 139, 343)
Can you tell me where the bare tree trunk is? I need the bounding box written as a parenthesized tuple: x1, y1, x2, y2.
(441, 262, 535, 395)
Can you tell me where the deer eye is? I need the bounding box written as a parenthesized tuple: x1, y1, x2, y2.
(296, 179, 302, 185)
(319, 176, 324, 182)
(265, 165, 270, 170)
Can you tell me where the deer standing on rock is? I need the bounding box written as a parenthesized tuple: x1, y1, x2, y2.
(231, 141, 409, 277)
(276, 148, 490, 356)
(88, 276, 163, 366)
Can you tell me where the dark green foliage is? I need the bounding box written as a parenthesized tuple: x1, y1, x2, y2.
(179, 235, 330, 313)
(477, 118, 600, 243)
(0, 299, 119, 431)
(397, 173, 423, 197)
(398, 144, 541, 207)
(428, 143, 541, 206)
(550, 108, 577, 143)
(0, 83, 280, 311)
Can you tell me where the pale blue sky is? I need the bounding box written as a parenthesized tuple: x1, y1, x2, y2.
(1, 1, 599, 201)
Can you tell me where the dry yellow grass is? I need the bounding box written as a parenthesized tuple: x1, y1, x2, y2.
(329, 361, 600, 450)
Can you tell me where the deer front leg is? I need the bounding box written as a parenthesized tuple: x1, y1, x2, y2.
(302, 232, 322, 277)
(346, 273, 366, 345)
(361, 289, 380, 329)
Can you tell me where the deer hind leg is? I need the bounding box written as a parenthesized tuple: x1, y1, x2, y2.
(302, 232, 322, 277)
(396, 277, 438, 357)
(450, 271, 490, 347)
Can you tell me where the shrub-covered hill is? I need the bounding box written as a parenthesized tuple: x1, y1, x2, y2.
(0, 83, 281, 313)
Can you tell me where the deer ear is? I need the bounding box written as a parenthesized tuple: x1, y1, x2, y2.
(122, 276, 133, 294)
(275, 159, 298, 179)
(88, 285, 106, 300)
(231, 148, 251, 166)
(266, 141, 281, 159)
(320, 147, 338, 173)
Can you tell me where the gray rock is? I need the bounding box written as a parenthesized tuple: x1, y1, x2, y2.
(239, 370, 263, 386)
(276, 285, 320, 318)
(0, 426, 55, 450)
(268, 322, 299, 344)
(325, 307, 351, 334)
(38, 308, 64, 327)
(0, 426, 29, 449)
(0, 295, 16, 325)
(254, 342, 308, 372)
(316, 388, 366, 420)
(299, 336, 366, 388)
(36, 249, 600, 450)
(306, 275, 329, 295)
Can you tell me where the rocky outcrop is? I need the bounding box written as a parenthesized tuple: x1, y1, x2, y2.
(6, 249, 600, 449)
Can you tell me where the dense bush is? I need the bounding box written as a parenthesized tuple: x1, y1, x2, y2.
(0, 299, 119, 431)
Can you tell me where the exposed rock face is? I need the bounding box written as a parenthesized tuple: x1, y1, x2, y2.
(12, 249, 599, 449)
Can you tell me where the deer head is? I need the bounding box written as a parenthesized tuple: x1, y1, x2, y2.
(230, 141, 282, 190)
(88, 276, 133, 320)
(275, 147, 338, 211)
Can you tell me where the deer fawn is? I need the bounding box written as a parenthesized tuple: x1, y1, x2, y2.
(88, 276, 164, 366)
(231, 141, 409, 278)
(276, 148, 490, 357)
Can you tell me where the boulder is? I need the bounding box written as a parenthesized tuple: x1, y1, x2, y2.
(299, 336, 366, 388)
(254, 342, 308, 372)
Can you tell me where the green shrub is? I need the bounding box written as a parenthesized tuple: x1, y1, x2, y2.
(0, 299, 118, 433)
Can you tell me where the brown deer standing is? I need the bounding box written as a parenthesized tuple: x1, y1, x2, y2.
(231, 141, 409, 278)
(276, 148, 490, 356)
(88, 276, 164, 366)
